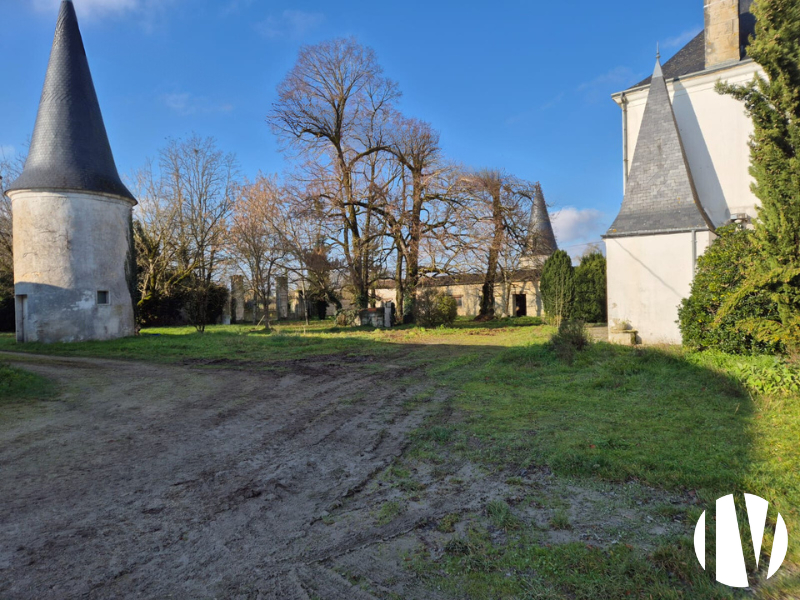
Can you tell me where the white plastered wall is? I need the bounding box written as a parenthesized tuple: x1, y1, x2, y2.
(10, 189, 136, 343)
(606, 231, 715, 344)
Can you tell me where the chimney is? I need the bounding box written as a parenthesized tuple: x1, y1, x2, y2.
(704, 0, 741, 68)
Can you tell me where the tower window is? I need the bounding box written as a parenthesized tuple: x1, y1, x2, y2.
(97, 291, 110, 305)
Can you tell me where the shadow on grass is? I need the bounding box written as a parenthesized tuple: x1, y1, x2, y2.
(412, 340, 798, 598)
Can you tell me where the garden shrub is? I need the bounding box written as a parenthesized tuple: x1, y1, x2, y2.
(572, 252, 607, 323)
(415, 289, 458, 327)
(335, 308, 359, 327)
(550, 320, 591, 364)
(437, 294, 458, 326)
(678, 225, 781, 355)
(540, 250, 575, 326)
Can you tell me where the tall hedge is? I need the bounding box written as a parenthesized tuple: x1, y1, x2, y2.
(717, 0, 800, 352)
(572, 252, 607, 323)
(678, 225, 782, 354)
(540, 250, 575, 325)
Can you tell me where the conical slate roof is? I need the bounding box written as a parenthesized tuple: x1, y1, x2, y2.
(606, 58, 711, 238)
(526, 183, 558, 256)
(8, 0, 135, 202)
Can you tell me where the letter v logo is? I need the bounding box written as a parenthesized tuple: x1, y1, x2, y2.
(693, 493, 789, 587)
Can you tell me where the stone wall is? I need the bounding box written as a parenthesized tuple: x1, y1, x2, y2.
(230, 275, 246, 323)
(10, 190, 136, 343)
(372, 278, 543, 318)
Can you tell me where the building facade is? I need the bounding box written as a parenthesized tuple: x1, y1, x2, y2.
(7, 0, 137, 343)
(605, 0, 761, 344)
(374, 184, 558, 319)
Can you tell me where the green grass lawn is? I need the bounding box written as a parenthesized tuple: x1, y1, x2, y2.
(411, 339, 800, 599)
(0, 361, 56, 405)
(1, 318, 797, 598)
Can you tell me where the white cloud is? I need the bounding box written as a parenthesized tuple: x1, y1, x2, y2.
(34, 0, 138, 19)
(33, 0, 177, 29)
(663, 27, 702, 50)
(222, 0, 255, 15)
(551, 207, 608, 257)
(161, 92, 233, 116)
(577, 66, 639, 102)
(256, 10, 325, 40)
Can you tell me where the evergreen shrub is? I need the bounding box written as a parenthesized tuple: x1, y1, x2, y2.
(572, 252, 607, 323)
(540, 250, 575, 326)
(678, 225, 781, 355)
(415, 289, 458, 327)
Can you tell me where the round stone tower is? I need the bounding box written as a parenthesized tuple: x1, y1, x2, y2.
(6, 0, 137, 343)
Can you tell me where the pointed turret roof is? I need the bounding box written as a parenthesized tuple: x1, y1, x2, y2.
(8, 0, 135, 202)
(526, 183, 558, 256)
(606, 57, 712, 238)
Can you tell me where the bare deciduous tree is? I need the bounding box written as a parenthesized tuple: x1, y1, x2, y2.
(0, 151, 25, 312)
(456, 170, 536, 320)
(131, 159, 190, 313)
(0, 154, 25, 296)
(159, 135, 238, 332)
(229, 175, 289, 328)
(268, 38, 399, 308)
(386, 116, 454, 321)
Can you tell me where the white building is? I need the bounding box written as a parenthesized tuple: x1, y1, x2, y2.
(605, 0, 761, 344)
(7, 0, 137, 343)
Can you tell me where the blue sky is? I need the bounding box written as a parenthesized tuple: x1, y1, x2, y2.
(0, 0, 705, 256)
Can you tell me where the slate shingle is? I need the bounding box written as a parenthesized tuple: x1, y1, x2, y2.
(8, 0, 135, 203)
(606, 59, 714, 238)
(633, 31, 706, 89)
(526, 183, 558, 256)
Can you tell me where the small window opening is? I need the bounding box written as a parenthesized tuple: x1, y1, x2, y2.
(97, 291, 110, 305)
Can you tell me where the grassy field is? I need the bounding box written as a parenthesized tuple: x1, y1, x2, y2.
(1, 318, 798, 598)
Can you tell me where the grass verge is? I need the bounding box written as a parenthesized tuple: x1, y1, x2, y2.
(0, 361, 56, 405)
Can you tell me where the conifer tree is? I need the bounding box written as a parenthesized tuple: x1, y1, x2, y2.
(540, 250, 575, 326)
(717, 0, 800, 352)
(572, 252, 607, 323)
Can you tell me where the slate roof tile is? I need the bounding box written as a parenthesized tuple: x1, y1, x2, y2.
(606, 58, 714, 238)
(8, 0, 135, 203)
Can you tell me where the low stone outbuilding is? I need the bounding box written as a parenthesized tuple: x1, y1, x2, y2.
(373, 269, 544, 319)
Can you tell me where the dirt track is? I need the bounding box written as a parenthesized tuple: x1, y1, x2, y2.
(0, 352, 692, 599)
(0, 352, 459, 599)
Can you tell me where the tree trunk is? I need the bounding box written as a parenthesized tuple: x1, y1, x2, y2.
(478, 191, 504, 320)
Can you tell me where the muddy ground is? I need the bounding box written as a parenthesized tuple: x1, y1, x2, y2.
(0, 352, 691, 599)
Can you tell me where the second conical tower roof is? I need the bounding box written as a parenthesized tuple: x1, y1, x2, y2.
(8, 0, 135, 202)
(526, 183, 558, 257)
(606, 57, 711, 237)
